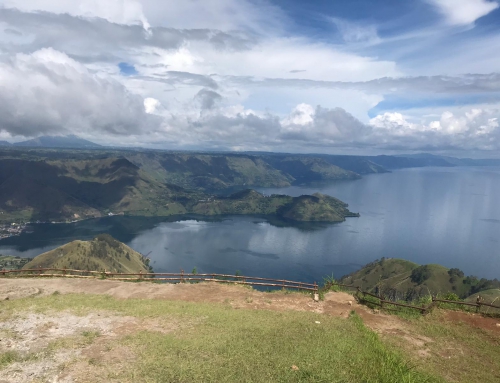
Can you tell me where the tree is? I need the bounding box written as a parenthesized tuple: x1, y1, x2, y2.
(410, 265, 431, 284)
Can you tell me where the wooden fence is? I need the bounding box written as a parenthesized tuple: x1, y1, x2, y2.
(321, 280, 500, 316)
(0, 267, 318, 293)
(2, 267, 499, 316)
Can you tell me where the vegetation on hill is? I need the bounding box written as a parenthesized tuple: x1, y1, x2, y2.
(22, 234, 150, 273)
(0, 157, 359, 223)
(340, 258, 500, 302)
(262, 156, 360, 182)
(278, 193, 359, 221)
(189, 190, 358, 222)
(0, 255, 32, 270)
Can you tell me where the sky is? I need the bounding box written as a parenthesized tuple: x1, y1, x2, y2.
(0, 0, 500, 156)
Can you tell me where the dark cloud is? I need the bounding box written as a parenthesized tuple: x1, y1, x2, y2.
(195, 89, 222, 109)
(3, 28, 22, 36)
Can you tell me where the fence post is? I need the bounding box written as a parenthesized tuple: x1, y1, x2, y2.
(313, 282, 319, 302)
(1, 268, 5, 277)
(476, 296, 481, 313)
(139, 270, 143, 280)
(282, 279, 285, 291)
(181, 269, 184, 283)
(38, 266, 42, 276)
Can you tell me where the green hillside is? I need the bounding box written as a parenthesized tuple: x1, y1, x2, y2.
(278, 193, 359, 221)
(126, 153, 294, 190)
(262, 156, 360, 183)
(0, 156, 359, 223)
(341, 258, 500, 302)
(190, 190, 358, 222)
(22, 234, 150, 273)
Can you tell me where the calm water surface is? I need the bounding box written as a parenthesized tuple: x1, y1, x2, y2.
(1, 167, 499, 282)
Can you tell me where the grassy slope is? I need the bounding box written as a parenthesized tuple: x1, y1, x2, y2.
(263, 156, 360, 183)
(127, 153, 294, 190)
(341, 258, 500, 301)
(22, 235, 149, 273)
(0, 293, 439, 383)
(466, 289, 500, 303)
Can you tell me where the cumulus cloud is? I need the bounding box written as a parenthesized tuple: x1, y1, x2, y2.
(369, 109, 500, 150)
(0, 48, 160, 137)
(1, 0, 151, 30)
(427, 0, 499, 26)
(0, 1, 499, 155)
(133, 102, 498, 153)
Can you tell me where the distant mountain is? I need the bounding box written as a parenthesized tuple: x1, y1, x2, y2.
(368, 153, 500, 169)
(23, 234, 150, 273)
(0, 141, 11, 146)
(13, 135, 101, 148)
(367, 154, 455, 169)
(315, 155, 388, 174)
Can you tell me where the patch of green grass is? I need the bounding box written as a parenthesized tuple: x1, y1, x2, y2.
(1, 294, 438, 382)
(82, 330, 101, 344)
(0, 351, 21, 368)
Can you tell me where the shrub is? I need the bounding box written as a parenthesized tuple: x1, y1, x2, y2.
(443, 292, 460, 301)
(410, 265, 431, 284)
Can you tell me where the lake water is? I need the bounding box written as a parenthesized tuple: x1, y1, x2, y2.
(1, 167, 499, 283)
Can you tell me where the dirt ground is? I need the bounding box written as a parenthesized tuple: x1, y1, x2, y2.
(1, 278, 499, 382)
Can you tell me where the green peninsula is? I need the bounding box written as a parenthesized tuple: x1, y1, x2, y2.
(0, 156, 359, 223)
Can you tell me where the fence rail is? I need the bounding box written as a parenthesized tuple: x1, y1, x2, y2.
(1, 267, 318, 293)
(321, 280, 500, 315)
(2, 267, 500, 315)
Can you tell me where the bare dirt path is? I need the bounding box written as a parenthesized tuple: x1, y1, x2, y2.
(1, 277, 386, 324)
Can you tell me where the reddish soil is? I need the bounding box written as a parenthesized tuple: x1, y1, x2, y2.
(445, 310, 500, 333)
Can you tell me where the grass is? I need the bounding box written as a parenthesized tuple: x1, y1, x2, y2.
(0, 293, 438, 383)
(385, 311, 500, 383)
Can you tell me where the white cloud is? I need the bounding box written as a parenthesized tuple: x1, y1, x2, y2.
(369, 109, 500, 150)
(0, 48, 159, 137)
(0, 1, 499, 154)
(427, 0, 499, 26)
(144, 97, 161, 113)
(0, 0, 151, 29)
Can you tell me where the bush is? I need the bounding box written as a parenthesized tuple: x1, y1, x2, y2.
(443, 292, 460, 301)
(410, 265, 431, 284)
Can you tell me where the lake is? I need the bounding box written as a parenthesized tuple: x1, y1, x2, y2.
(1, 167, 499, 283)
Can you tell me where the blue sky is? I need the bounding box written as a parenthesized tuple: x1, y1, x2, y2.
(0, 0, 500, 156)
